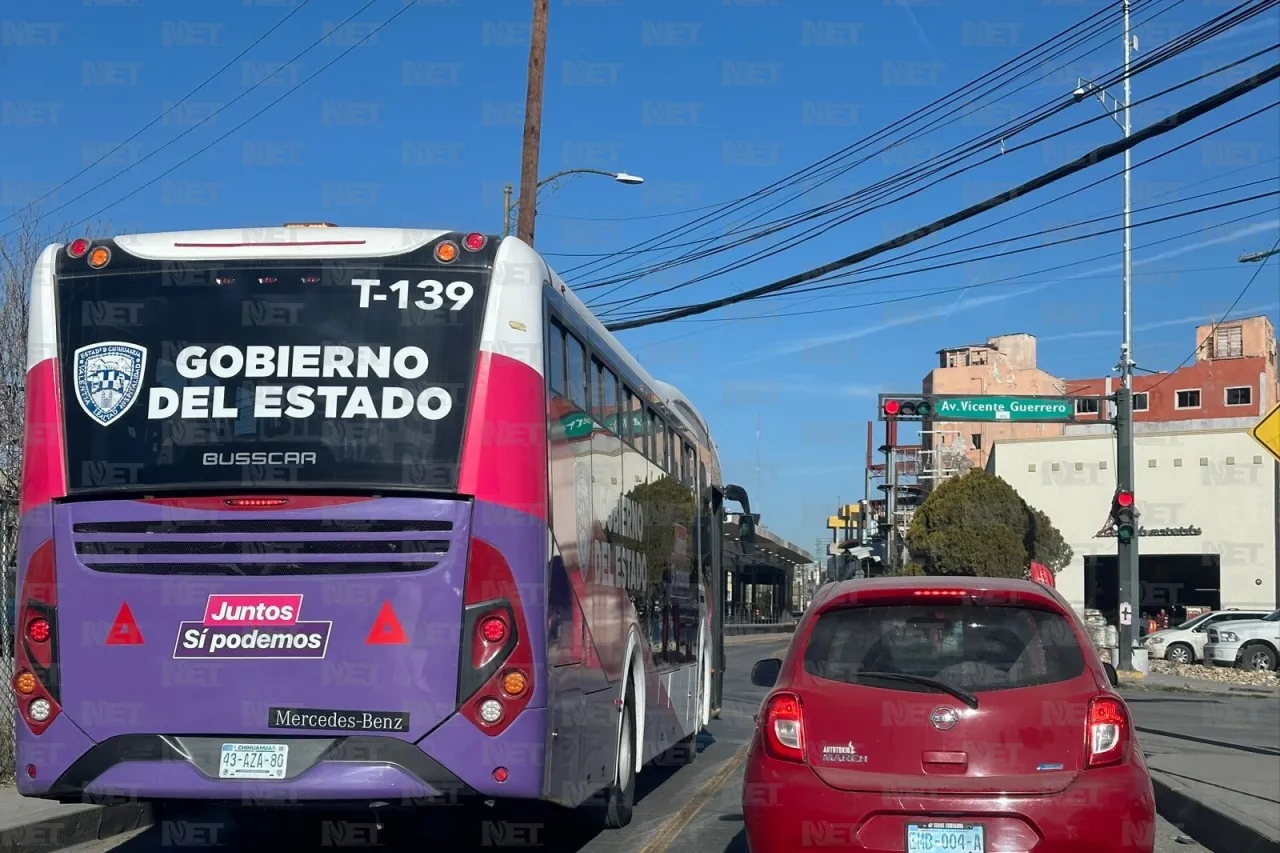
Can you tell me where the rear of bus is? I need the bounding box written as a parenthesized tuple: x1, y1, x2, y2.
(12, 227, 551, 808)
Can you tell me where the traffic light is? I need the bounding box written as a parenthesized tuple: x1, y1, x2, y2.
(1111, 489, 1136, 543)
(879, 394, 934, 421)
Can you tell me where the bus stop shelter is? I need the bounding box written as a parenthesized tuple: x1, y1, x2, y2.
(723, 514, 815, 622)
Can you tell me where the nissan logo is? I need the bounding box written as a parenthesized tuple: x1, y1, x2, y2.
(929, 706, 959, 731)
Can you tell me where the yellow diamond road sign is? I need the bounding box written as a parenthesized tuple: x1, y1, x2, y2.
(1250, 402, 1280, 464)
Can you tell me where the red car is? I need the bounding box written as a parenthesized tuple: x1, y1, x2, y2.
(743, 577, 1155, 853)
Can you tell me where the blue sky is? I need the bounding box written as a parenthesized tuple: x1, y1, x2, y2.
(4, 0, 1279, 552)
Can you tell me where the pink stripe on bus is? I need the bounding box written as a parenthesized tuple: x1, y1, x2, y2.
(20, 358, 68, 514)
(458, 351, 548, 521)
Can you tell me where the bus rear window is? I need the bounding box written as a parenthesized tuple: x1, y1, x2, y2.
(56, 261, 489, 494)
(803, 604, 1086, 694)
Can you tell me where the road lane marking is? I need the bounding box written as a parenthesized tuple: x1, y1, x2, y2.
(636, 745, 748, 853)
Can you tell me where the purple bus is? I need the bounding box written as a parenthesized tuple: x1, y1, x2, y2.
(12, 225, 752, 830)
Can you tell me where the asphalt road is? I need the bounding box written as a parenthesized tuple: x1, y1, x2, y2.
(61, 637, 1211, 852)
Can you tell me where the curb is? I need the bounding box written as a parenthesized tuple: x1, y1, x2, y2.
(0, 800, 153, 852)
(1150, 770, 1280, 853)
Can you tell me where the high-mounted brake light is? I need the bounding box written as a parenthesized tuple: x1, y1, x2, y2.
(914, 589, 967, 597)
(284, 222, 337, 228)
(224, 498, 290, 507)
(1086, 696, 1129, 768)
(258, 277, 277, 285)
(435, 241, 459, 263)
(463, 233, 487, 251)
(88, 246, 111, 269)
(68, 238, 90, 258)
(762, 692, 805, 763)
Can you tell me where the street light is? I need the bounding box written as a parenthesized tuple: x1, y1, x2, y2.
(1239, 248, 1280, 263)
(503, 169, 645, 239)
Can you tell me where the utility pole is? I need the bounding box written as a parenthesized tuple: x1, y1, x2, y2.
(502, 183, 513, 236)
(1115, 0, 1139, 672)
(884, 420, 898, 573)
(515, 0, 549, 245)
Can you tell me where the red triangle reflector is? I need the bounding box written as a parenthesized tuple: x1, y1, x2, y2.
(105, 602, 144, 646)
(366, 601, 407, 645)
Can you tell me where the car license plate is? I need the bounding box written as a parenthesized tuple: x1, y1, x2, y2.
(219, 743, 288, 780)
(906, 822, 984, 852)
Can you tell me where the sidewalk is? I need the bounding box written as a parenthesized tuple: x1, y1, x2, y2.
(0, 785, 151, 852)
(1124, 669, 1280, 698)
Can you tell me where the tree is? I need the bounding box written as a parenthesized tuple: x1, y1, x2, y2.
(1027, 506, 1073, 572)
(905, 469, 1071, 579)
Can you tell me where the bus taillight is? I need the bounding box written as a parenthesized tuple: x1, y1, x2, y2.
(12, 540, 62, 736)
(458, 537, 534, 735)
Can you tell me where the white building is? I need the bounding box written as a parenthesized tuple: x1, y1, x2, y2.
(989, 428, 1278, 619)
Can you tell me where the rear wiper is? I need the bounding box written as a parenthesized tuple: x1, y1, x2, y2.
(856, 671, 980, 710)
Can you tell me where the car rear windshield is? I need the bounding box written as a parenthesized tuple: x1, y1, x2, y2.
(804, 604, 1086, 694)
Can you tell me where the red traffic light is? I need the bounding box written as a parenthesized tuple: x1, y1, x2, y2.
(884, 400, 901, 415)
(1116, 491, 1134, 507)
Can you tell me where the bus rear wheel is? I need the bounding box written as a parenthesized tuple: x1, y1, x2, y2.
(591, 697, 636, 829)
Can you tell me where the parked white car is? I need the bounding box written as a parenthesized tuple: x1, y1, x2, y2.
(1203, 610, 1280, 672)
(1141, 608, 1271, 664)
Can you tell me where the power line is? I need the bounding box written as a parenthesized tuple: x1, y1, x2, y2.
(604, 60, 1280, 332)
(594, 88, 1280, 317)
(0, 0, 388, 241)
(16, 1, 419, 237)
(1144, 231, 1280, 390)
(578, 0, 1253, 291)
(592, 28, 1279, 312)
(559, 0, 1152, 281)
(0, 0, 315, 229)
(601, 193, 1280, 323)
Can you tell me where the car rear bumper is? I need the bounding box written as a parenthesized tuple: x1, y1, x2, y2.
(743, 748, 1156, 853)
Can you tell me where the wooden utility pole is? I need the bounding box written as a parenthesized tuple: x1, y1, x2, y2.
(516, 0, 549, 245)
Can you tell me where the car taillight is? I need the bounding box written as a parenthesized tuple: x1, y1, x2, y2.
(11, 540, 62, 736)
(457, 537, 534, 736)
(1086, 696, 1129, 768)
(763, 692, 805, 763)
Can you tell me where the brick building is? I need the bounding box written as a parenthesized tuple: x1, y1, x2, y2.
(919, 316, 1279, 480)
(1064, 315, 1278, 434)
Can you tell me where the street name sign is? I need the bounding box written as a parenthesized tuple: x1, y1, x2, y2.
(1249, 401, 1280, 464)
(932, 396, 1076, 423)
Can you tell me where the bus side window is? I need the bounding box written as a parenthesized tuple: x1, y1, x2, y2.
(672, 435, 683, 483)
(566, 331, 588, 412)
(647, 408, 659, 463)
(654, 413, 667, 471)
(603, 368, 619, 433)
(548, 320, 566, 396)
(590, 356, 606, 422)
(622, 387, 637, 447)
(699, 460, 707, 498)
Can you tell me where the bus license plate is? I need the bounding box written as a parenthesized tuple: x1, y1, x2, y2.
(219, 743, 288, 780)
(906, 823, 984, 852)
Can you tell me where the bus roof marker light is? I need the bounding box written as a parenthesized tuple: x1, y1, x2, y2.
(463, 233, 487, 252)
(88, 246, 111, 269)
(435, 241, 459, 263)
(68, 238, 90, 258)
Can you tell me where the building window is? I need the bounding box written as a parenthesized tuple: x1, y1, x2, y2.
(1175, 389, 1201, 409)
(1132, 392, 1149, 412)
(970, 349, 988, 366)
(970, 433, 982, 450)
(1225, 386, 1252, 406)
(1075, 398, 1100, 415)
(1214, 325, 1243, 359)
